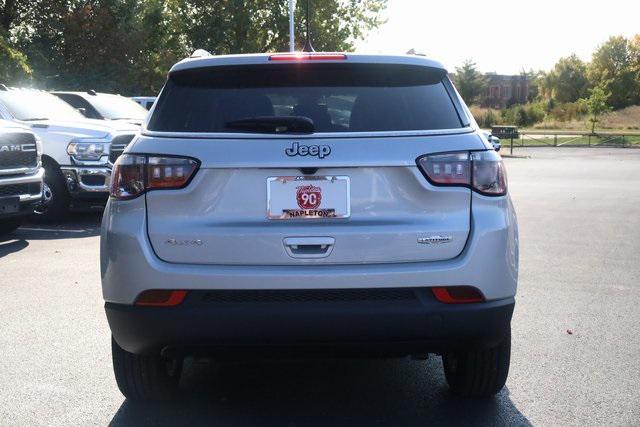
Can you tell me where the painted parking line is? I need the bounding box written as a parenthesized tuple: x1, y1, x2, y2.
(20, 227, 92, 233)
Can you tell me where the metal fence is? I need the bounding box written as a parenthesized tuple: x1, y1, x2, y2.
(500, 130, 640, 154)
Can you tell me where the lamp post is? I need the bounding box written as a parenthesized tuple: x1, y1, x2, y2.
(289, 0, 295, 52)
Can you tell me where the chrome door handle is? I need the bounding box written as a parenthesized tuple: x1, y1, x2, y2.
(283, 237, 335, 258)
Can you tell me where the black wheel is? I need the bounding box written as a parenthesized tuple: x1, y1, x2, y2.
(32, 163, 69, 223)
(0, 217, 23, 235)
(442, 331, 511, 397)
(111, 337, 182, 401)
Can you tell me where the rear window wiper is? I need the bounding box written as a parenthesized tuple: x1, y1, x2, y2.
(224, 116, 314, 134)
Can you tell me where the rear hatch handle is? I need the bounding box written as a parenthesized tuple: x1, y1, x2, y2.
(283, 237, 335, 259)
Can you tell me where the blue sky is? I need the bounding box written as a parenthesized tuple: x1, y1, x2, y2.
(356, 0, 640, 74)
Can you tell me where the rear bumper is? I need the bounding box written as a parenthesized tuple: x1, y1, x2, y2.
(101, 193, 519, 304)
(106, 289, 514, 356)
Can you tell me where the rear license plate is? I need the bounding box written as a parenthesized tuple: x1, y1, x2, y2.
(267, 176, 350, 219)
(0, 196, 20, 215)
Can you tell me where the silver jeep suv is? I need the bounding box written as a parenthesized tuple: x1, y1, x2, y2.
(101, 52, 518, 401)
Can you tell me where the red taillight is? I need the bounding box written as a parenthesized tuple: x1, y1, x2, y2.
(269, 53, 347, 61)
(470, 151, 508, 196)
(110, 154, 199, 200)
(417, 152, 470, 185)
(432, 286, 485, 304)
(135, 290, 188, 306)
(416, 150, 507, 196)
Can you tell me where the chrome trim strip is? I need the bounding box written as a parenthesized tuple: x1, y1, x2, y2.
(61, 167, 112, 192)
(19, 193, 42, 202)
(0, 167, 44, 185)
(0, 164, 41, 176)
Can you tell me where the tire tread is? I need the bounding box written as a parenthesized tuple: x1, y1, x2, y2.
(442, 331, 511, 398)
(111, 337, 180, 401)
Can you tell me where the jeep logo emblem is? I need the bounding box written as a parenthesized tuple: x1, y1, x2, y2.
(285, 142, 331, 159)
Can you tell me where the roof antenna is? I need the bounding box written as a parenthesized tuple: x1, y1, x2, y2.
(302, 0, 315, 52)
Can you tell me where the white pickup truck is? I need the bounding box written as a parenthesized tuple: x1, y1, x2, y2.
(0, 120, 44, 233)
(0, 87, 139, 221)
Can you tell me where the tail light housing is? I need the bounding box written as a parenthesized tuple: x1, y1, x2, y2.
(417, 150, 507, 196)
(110, 154, 199, 200)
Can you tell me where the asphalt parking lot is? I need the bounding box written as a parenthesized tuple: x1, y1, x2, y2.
(1, 147, 639, 426)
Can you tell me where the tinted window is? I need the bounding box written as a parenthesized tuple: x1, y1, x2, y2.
(148, 64, 463, 133)
(54, 94, 102, 119)
(84, 94, 149, 120)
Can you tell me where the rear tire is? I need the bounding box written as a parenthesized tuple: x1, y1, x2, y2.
(111, 337, 182, 401)
(32, 163, 69, 223)
(0, 217, 23, 235)
(442, 331, 511, 397)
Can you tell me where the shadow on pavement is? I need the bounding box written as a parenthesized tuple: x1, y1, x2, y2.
(0, 212, 101, 257)
(110, 357, 530, 426)
(10, 212, 101, 239)
(0, 237, 29, 258)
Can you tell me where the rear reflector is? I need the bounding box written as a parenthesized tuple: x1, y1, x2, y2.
(432, 287, 485, 304)
(135, 290, 188, 307)
(269, 53, 347, 61)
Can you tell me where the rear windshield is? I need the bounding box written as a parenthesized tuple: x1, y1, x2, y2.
(148, 63, 463, 133)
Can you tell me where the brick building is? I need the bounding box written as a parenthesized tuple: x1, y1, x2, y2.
(481, 73, 530, 108)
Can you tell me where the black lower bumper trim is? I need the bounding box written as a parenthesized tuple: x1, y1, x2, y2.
(106, 288, 514, 357)
(0, 199, 39, 219)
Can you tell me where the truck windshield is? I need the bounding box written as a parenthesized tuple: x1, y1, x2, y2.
(0, 91, 85, 121)
(148, 63, 464, 133)
(87, 95, 149, 120)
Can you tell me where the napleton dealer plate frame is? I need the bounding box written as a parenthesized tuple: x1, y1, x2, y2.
(266, 175, 351, 220)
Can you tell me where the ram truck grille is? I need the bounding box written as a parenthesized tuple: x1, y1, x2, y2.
(109, 134, 135, 163)
(0, 132, 38, 169)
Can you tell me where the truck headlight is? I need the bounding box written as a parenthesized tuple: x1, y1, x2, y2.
(67, 141, 109, 161)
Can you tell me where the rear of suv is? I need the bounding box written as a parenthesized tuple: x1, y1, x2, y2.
(102, 53, 518, 400)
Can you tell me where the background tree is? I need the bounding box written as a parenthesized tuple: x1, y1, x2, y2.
(131, 0, 188, 94)
(0, 34, 30, 83)
(581, 84, 612, 133)
(59, 1, 143, 92)
(539, 54, 589, 103)
(628, 34, 640, 105)
(0, 0, 387, 93)
(179, 0, 387, 54)
(587, 35, 639, 109)
(453, 60, 487, 104)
